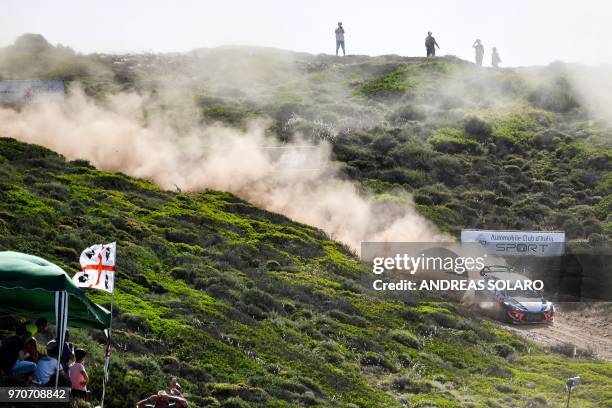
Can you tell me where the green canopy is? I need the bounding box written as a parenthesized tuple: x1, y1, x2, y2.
(0, 251, 111, 330)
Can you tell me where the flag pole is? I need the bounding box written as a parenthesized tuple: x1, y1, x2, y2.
(100, 286, 115, 408)
(76, 242, 116, 408)
(55, 291, 68, 389)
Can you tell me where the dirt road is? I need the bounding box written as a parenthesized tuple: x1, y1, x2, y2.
(488, 304, 612, 361)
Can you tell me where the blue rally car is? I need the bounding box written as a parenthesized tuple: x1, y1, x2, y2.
(475, 265, 555, 324)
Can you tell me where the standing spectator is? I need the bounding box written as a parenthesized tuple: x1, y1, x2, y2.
(491, 47, 502, 67)
(335, 22, 345, 56)
(69, 349, 89, 399)
(425, 31, 440, 57)
(0, 323, 36, 377)
(473, 39, 484, 66)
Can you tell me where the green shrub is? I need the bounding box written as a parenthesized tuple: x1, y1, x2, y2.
(387, 103, 426, 125)
(389, 329, 421, 349)
(464, 117, 492, 142)
(220, 397, 249, 408)
(392, 375, 432, 393)
(483, 364, 513, 378)
(360, 352, 397, 372)
(242, 288, 282, 313)
(372, 134, 399, 154)
(430, 128, 483, 154)
(120, 313, 152, 333)
(210, 383, 267, 402)
(493, 343, 515, 358)
(427, 311, 461, 329)
(377, 168, 429, 187)
(328, 309, 367, 327)
(358, 66, 414, 98)
(528, 77, 580, 113)
(201, 105, 254, 126)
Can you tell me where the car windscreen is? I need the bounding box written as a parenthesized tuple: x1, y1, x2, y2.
(506, 288, 543, 299)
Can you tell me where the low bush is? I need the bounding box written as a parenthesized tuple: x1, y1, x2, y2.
(387, 103, 426, 125)
(389, 329, 421, 349)
(464, 116, 492, 142)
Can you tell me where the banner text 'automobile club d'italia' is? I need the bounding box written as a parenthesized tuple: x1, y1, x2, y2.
(0, 80, 64, 104)
(461, 230, 565, 257)
(72, 242, 116, 293)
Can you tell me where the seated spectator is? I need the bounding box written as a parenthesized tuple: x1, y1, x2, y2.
(0, 323, 36, 378)
(32, 317, 49, 340)
(8, 318, 47, 340)
(24, 337, 39, 363)
(169, 377, 182, 396)
(32, 340, 70, 387)
(69, 349, 89, 399)
(136, 390, 187, 408)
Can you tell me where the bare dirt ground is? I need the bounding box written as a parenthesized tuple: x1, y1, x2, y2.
(486, 303, 612, 361)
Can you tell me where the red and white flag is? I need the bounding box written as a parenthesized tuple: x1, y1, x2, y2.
(73, 242, 116, 293)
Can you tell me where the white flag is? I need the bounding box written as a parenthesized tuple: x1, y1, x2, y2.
(73, 242, 116, 293)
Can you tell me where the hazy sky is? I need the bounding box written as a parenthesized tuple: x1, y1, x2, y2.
(1, 0, 610, 66)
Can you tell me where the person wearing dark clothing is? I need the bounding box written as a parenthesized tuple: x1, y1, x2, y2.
(22, 317, 48, 340)
(0, 324, 36, 377)
(473, 39, 484, 66)
(425, 31, 440, 57)
(34, 317, 48, 335)
(335, 22, 345, 56)
(60, 330, 74, 376)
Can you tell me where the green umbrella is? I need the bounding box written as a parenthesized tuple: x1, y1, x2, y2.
(0, 251, 111, 330)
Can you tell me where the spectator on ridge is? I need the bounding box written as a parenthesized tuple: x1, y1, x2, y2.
(491, 47, 502, 67)
(473, 39, 484, 66)
(335, 22, 346, 56)
(425, 31, 440, 57)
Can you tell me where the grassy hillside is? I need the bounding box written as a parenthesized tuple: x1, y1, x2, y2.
(0, 34, 611, 407)
(1, 36, 610, 243)
(0, 138, 610, 407)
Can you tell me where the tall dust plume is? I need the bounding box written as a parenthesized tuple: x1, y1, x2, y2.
(0, 89, 444, 250)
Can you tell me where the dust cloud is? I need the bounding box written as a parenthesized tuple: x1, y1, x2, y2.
(0, 88, 445, 250)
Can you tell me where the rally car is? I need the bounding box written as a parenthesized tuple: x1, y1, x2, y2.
(475, 265, 554, 324)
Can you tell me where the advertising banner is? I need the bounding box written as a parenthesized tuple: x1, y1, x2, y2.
(0, 80, 64, 104)
(461, 229, 565, 257)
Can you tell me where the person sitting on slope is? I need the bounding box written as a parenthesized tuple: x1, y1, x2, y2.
(136, 390, 187, 408)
